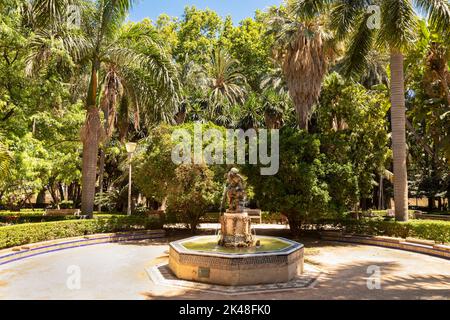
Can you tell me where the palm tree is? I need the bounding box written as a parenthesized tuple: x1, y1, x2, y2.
(201, 48, 247, 115)
(174, 54, 206, 124)
(300, 0, 450, 221)
(266, 1, 336, 130)
(25, 0, 180, 217)
(237, 93, 263, 130)
(262, 89, 291, 129)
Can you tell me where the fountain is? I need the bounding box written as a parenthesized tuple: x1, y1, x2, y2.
(169, 168, 304, 286)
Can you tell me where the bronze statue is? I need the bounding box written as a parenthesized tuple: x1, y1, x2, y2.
(225, 168, 246, 212)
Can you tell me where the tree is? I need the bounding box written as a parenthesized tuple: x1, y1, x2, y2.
(406, 22, 450, 210)
(201, 48, 247, 110)
(237, 93, 263, 130)
(0, 140, 12, 178)
(266, 2, 335, 130)
(245, 128, 331, 236)
(25, 0, 180, 216)
(262, 89, 293, 129)
(316, 72, 391, 209)
(220, 12, 273, 91)
(174, 6, 224, 64)
(134, 123, 224, 229)
(166, 163, 217, 233)
(306, 0, 450, 221)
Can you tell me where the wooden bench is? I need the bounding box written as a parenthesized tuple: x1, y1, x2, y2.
(44, 209, 81, 217)
(246, 209, 262, 224)
(415, 212, 450, 222)
(144, 210, 166, 221)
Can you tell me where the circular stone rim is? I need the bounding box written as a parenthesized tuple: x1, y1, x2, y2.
(170, 235, 303, 258)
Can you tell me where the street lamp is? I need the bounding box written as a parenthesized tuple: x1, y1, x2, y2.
(125, 142, 137, 216)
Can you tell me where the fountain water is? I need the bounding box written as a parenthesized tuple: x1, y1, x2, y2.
(168, 168, 304, 286)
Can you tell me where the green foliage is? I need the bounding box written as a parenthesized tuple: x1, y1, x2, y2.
(134, 123, 226, 228)
(246, 129, 330, 235)
(166, 163, 218, 233)
(0, 215, 163, 249)
(174, 6, 224, 63)
(316, 72, 391, 199)
(333, 219, 450, 244)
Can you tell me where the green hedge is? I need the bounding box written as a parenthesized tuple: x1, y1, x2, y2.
(0, 211, 126, 225)
(329, 219, 450, 244)
(0, 215, 163, 249)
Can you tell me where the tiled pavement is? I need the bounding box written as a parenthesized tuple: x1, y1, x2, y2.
(147, 263, 321, 295)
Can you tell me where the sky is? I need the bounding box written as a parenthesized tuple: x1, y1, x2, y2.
(128, 0, 282, 24)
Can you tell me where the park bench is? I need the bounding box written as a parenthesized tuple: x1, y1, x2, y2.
(415, 212, 450, 222)
(44, 209, 81, 217)
(144, 210, 166, 220)
(246, 209, 262, 224)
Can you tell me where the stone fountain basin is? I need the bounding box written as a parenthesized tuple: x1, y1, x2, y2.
(168, 236, 304, 286)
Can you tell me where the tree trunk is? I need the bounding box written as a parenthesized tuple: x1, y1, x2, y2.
(97, 148, 105, 212)
(390, 51, 409, 221)
(378, 175, 384, 210)
(81, 63, 101, 218)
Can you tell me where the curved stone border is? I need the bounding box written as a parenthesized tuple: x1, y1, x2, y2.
(0, 229, 165, 266)
(320, 231, 450, 260)
(169, 236, 304, 285)
(147, 263, 321, 295)
(170, 235, 303, 258)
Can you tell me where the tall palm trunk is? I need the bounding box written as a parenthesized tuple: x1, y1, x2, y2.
(390, 51, 409, 221)
(81, 63, 101, 217)
(97, 149, 105, 212)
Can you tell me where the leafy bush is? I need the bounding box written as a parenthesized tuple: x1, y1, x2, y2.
(134, 123, 226, 231)
(0, 213, 79, 224)
(0, 215, 163, 249)
(166, 163, 219, 233)
(246, 128, 356, 235)
(328, 219, 450, 244)
(0, 211, 128, 225)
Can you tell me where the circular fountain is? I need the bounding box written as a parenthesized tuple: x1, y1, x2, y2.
(169, 168, 304, 286)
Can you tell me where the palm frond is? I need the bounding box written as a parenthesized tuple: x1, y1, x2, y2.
(377, 0, 417, 50)
(414, 0, 450, 36)
(330, 0, 371, 40)
(97, 0, 135, 43)
(339, 11, 376, 78)
(290, 0, 332, 20)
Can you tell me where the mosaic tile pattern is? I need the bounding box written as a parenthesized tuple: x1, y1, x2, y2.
(147, 263, 321, 295)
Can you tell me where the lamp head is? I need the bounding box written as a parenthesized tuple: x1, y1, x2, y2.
(125, 142, 137, 153)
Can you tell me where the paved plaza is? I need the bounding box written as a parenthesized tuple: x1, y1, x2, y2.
(0, 238, 449, 300)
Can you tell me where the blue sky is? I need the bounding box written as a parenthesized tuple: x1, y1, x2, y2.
(128, 0, 282, 23)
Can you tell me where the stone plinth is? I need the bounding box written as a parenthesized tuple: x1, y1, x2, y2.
(218, 212, 254, 248)
(169, 236, 304, 286)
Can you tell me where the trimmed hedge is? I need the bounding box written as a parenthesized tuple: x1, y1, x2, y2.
(0, 215, 163, 249)
(0, 212, 126, 225)
(329, 219, 450, 244)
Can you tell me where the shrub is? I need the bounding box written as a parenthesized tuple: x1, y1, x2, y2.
(0, 215, 163, 249)
(328, 218, 450, 244)
(0, 211, 128, 225)
(0, 213, 79, 224)
(166, 163, 219, 233)
(245, 129, 333, 235)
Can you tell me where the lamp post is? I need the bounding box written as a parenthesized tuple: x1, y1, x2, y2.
(125, 142, 137, 216)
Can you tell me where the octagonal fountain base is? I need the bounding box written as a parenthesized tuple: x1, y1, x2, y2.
(169, 236, 304, 286)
